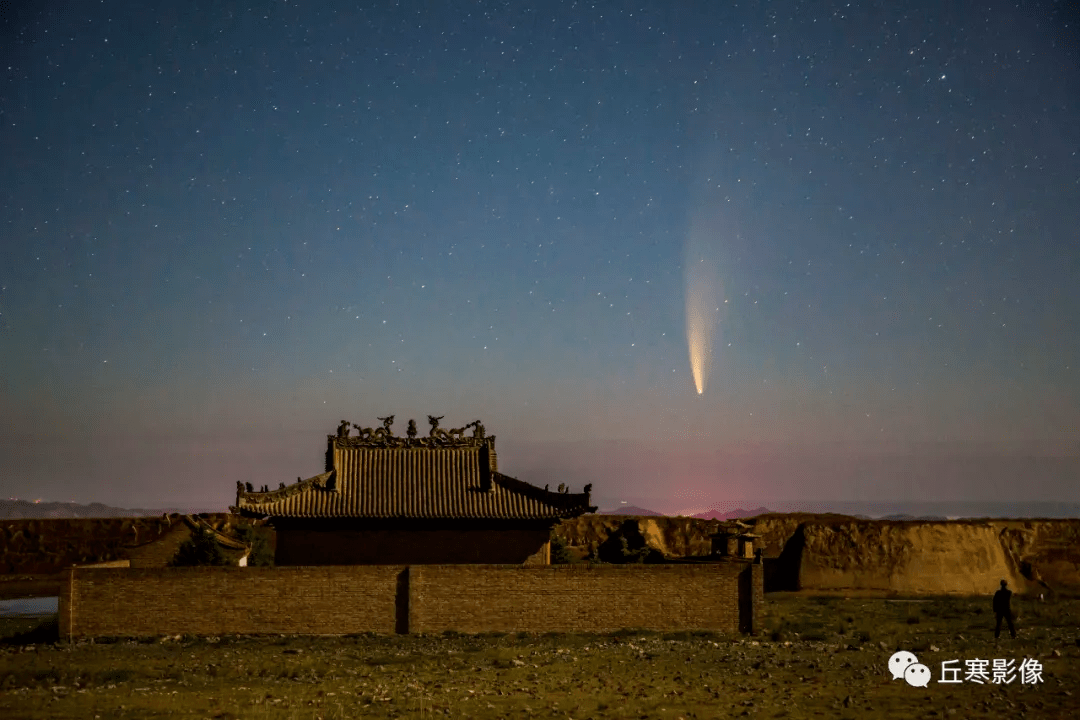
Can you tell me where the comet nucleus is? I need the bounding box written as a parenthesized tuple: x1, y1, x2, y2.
(684, 220, 722, 395)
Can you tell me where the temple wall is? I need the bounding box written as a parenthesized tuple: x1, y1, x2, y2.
(274, 528, 551, 566)
(59, 566, 404, 638)
(59, 562, 762, 639)
(408, 563, 757, 634)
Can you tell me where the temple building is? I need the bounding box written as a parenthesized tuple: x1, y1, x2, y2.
(231, 416, 596, 565)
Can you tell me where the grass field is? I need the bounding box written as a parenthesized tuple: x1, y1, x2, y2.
(1, 593, 1077, 719)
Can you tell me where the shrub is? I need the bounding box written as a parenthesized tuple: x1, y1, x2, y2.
(618, 536, 652, 563)
(169, 525, 230, 567)
(550, 535, 574, 564)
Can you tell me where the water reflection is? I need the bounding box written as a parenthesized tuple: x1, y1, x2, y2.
(0, 597, 58, 616)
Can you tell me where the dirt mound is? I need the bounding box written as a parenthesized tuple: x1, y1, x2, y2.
(0, 514, 242, 574)
(801, 521, 1024, 594)
(750, 515, 1080, 595)
(554, 515, 721, 560)
(593, 519, 668, 563)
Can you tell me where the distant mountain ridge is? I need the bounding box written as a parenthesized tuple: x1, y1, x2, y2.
(596, 499, 1080, 520)
(690, 506, 773, 521)
(0, 499, 218, 519)
(597, 505, 665, 516)
(597, 505, 774, 520)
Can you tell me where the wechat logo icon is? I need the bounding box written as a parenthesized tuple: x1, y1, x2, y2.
(889, 650, 931, 688)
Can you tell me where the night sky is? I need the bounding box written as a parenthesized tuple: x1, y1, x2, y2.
(2, 1, 1078, 513)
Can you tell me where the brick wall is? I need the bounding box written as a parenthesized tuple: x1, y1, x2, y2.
(738, 562, 764, 634)
(60, 565, 404, 638)
(276, 528, 550, 566)
(60, 562, 762, 638)
(410, 563, 748, 634)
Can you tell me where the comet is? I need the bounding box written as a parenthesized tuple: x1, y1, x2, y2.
(684, 219, 722, 395)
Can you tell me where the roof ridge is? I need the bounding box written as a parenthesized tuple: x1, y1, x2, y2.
(181, 514, 251, 550)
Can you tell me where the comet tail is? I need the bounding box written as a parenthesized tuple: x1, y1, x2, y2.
(684, 223, 722, 395)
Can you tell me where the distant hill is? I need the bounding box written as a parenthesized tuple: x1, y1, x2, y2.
(596, 505, 775, 519)
(690, 506, 773, 521)
(0, 499, 218, 519)
(597, 505, 664, 516)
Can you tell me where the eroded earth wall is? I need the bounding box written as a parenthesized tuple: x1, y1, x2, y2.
(0, 514, 240, 574)
(553, 515, 1080, 595)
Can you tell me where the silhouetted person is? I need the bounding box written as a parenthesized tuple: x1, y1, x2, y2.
(993, 579, 1017, 639)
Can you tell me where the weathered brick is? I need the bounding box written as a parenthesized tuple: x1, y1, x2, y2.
(60, 561, 763, 638)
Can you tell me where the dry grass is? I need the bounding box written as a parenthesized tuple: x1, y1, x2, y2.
(1, 593, 1077, 719)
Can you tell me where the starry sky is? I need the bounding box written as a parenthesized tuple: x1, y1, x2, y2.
(2, 1, 1078, 513)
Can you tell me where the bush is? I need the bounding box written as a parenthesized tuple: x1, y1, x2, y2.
(550, 535, 574, 564)
(169, 525, 230, 567)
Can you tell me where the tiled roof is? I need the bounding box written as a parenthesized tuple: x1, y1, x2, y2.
(180, 515, 250, 551)
(232, 430, 595, 521)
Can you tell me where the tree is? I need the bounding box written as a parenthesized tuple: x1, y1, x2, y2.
(169, 525, 229, 567)
(233, 523, 274, 566)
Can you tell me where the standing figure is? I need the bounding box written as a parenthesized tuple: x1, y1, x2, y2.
(993, 579, 1017, 639)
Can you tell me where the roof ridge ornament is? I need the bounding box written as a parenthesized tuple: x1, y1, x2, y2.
(236, 472, 336, 507)
(332, 417, 492, 448)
